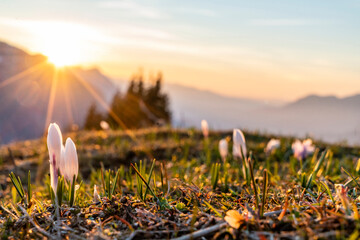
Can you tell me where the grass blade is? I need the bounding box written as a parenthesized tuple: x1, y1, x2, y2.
(69, 175, 76, 207)
(144, 159, 156, 201)
(27, 170, 31, 204)
(260, 169, 268, 217)
(342, 167, 360, 189)
(130, 163, 158, 202)
(111, 169, 121, 198)
(320, 181, 335, 204)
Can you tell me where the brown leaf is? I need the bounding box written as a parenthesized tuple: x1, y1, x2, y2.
(224, 210, 244, 229)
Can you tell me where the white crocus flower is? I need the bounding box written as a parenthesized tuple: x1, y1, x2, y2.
(265, 139, 280, 155)
(232, 129, 247, 159)
(292, 139, 315, 160)
(201, 120, 209, 138)
(219, 138, 228, 161)
(62, 137, 79, 183)
(47, 123, 63, 193)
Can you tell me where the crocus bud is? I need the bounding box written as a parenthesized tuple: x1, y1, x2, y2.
(219, 138, 228, 161)
(62, 137, 79, 183)
(233, 129, 246, 159)
(94, 185, 101, 203)
(47, 123, 63, 193)
(265, 139, 280, 155)
(201, 120, 209, 138)
(100, 121, 110, 130)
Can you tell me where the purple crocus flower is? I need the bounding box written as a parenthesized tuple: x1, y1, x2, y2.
(292, 139, 315, 160)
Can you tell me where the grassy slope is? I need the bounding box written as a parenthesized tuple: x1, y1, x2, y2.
(1, 127, 360, 239)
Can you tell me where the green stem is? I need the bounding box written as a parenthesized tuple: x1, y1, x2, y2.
(260, 169, 268, 217)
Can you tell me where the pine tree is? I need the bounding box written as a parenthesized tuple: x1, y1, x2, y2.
(106, 71, 171, 130)
(84, 103, 104, 130)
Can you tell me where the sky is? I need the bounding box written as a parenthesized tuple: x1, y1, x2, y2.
(0, 0, 359, 102)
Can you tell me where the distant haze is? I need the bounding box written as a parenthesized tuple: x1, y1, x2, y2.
(0, 41, 359, 145)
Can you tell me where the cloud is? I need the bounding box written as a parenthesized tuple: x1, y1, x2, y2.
(98, 1, 164, 19)
(249, 19, 324, 26)
(115, 25, 175, 40)
(176, 8, 218, 17)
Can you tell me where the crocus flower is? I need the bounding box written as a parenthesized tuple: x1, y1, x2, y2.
(201, 120, 209, 138)
(292, 139, 315, 160)
(219, 138, 228, 161)
(265, 139, 280, 155)
(47, 123, 63, 193)
(233, 129, 247, 159)
(62, 137, 79, 183)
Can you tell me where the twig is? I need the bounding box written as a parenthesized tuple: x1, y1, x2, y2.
(126, 229, 190, 240)
(19, 205, 53, 239)
(263, 209, 288, 217)
(0, 203, 18, 219)
(171, 222, 227, 240)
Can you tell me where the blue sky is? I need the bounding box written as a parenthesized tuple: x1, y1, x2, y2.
(0, 0, 359, 101)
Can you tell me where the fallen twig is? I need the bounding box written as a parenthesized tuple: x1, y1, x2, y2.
(19, 205, 53, 239)
(171, 222, 227, 240)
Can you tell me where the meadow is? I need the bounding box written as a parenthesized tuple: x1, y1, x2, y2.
(1, 126, 360, 239)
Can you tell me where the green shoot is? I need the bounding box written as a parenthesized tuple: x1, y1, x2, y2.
(144, 159, 156, 201)
(248, 157, 259, 212)
(135, 162, 144, 199)
(9, 172, 25, 203)
(100, 162, 106, 195)
(342, 167, 360, 189)
(27, 171, 32, 204)
(111, 168, 121, 199)
(260, 169, 269, 217)
(210, 162, 220, 190)
(56, 176, 64, 206)
(305, 149, 327, 189)
(320, 181, 335, 204)
(69, 175, 76, 207)
(131, 163, 158, 203)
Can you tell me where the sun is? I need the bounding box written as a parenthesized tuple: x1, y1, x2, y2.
(28, 21, 95, 67)
(46, 48, 79, 67)
(43, 36, 83, 67)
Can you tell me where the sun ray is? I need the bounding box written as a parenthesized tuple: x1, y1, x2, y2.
(62, 70, 74, 127)
(0, 62, 47, 90)
(68, 68, 128, 131)
(67, 68, 151, 152)
(44, 67, 59, 134)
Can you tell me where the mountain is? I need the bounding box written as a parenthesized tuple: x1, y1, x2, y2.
(166, 88, 360, 144)
(268, 94, 360, 144)
(1, 41, 359, 145)
(0, 41, 118, 144)
(163, 83, 268, 128)
(102, 78, 360, 145)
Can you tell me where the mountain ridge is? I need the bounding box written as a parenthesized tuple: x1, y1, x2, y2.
(0, 40, 359, 145)
(0, 41, 118, 143)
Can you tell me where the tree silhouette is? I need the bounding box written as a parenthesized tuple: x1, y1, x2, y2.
(84, 103, 104, 130)
(105, 71, 171, 129)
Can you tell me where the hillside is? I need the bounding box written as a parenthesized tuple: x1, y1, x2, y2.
(1, 127, 360, 239)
